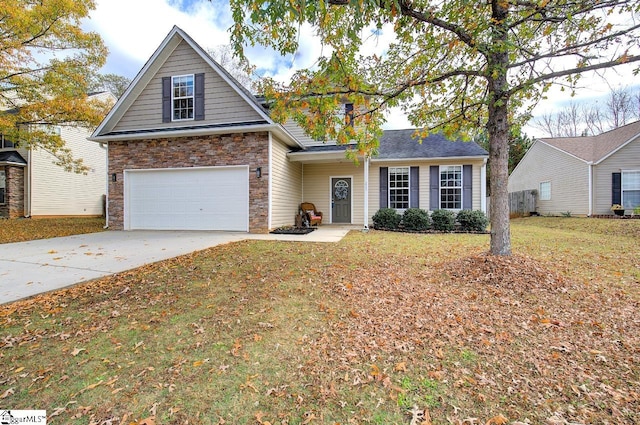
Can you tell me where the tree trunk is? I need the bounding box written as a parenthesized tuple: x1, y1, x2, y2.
(487, 0, 511, 256)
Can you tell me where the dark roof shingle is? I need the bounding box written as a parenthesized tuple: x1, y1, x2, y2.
(296, 129, 488, 159)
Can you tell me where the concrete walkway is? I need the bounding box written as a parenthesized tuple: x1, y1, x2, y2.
(0, 226, 358, 305)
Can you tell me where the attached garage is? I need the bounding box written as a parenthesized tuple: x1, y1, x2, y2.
(124, 166, 249, 231)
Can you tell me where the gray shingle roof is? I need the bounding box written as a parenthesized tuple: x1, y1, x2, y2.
(0, 151, 27, 165)
(540, 120, 640, 162)
(377, 129, 487, 158)
(295, 129, 488, 159)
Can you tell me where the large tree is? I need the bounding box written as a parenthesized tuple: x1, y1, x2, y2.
(0, 0, 108, 172)
(228, 0, 640, 255)
(89, 73, 132, 99)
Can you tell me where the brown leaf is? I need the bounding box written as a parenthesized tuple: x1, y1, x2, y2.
(0, 388, 15, 399)
(71, 347, 86, 356)
(395, 361, 407, 372)
(486, 414, 508, 425)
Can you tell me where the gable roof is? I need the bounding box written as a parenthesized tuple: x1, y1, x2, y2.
(90, 26, 301, 147)
(288, 129, 488, 162)
(539, 120, 640, 164)
(0, 151, 27, 166)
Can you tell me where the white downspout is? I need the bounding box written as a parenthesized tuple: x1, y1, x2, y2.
(588, 162, 593, 216)
(363, 155, 370, 229)
(481, 158, 487, 213)
(102, 143, 109, 228)
(25, 149, 32, 217)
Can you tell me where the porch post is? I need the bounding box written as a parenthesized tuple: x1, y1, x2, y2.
(363, 155, 370, 229)
(481, 158, 487, 214)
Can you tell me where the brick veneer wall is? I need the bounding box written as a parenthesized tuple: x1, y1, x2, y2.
(107, 132, 270, 232)
(0, 165, 25, 218)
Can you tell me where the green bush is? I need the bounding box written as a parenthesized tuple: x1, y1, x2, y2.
(372, 208, 401, 230)
(431, 209, 456, 232)
(456, 209, 489, 232)
(402, 208, 431, 231)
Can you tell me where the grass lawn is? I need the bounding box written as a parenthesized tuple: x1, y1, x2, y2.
(1, 217, 638, 424)
(0, 217, 105, 244)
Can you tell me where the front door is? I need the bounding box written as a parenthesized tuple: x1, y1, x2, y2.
(331, 177, 351, 223)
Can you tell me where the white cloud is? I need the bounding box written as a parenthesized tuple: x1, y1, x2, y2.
(85, 0, 231, 75)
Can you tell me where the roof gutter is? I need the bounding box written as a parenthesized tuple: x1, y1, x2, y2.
(90, 123, 276, 142)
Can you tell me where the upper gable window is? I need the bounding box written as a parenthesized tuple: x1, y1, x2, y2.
(0, 134, 15, 149)
(172, 74, 194, 121)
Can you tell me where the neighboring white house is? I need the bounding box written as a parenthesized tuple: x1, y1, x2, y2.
(0, 91, 115, 218)
(508, 121, 640, 216)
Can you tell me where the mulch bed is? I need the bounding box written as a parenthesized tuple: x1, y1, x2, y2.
(270, 226, 316, 235)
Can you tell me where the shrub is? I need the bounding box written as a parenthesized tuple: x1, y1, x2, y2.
(456, 209, 489, 232)
(431, 209, 456, 232)
(402, 208, 431, 231)
(372, 208, 401, 230)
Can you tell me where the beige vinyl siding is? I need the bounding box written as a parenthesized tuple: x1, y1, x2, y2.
(368, 159, 484, 223)
(113, 40, 262, 132)
(508, 141, 589, 215)
(30, 126, 106, 216)
(593, 137, 640, 215)
(270, 136, 302, 228)
(302, 163, 365, 225)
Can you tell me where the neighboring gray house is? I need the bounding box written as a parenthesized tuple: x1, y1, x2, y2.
(508, 121, 640, 216)
(89, 26, 488, 232)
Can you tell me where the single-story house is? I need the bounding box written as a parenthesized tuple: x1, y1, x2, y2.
(89, 26, 488, 232)
(508, 120, 640, 216)
(0, 91, 114, 218)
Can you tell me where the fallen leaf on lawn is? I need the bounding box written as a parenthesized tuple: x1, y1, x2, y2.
(395, 362, 407, 372)
(83, 380, 103, 391)
(486, 414, 508, 425)
(71, 347, 86, 356)
(137, 417, 156, 425)
(14, 367, 25, 374)
(0, 388, 15, 399)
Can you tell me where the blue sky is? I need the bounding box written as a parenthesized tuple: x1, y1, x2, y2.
(83, 0, 638, 135)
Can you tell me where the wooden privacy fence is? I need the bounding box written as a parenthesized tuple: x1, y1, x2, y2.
(509, 190, 537, 215)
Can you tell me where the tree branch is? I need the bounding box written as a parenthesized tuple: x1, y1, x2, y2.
(507, 55, 640, 96)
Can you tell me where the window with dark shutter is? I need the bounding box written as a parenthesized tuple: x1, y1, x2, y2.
(462, 164, 472, 209)
(379, 167, 388, 208)
(194, 73, 205, 121)
(612, 172, 621, 205)
(162, 77, 171, 123)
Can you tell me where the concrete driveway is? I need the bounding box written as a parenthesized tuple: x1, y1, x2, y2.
(0, 227, 354, 305)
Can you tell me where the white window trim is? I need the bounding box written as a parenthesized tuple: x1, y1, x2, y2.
(439, 165, 463, 210)
(539, 181, 551, 201)
(171, 74, 195, 122)
(388, 166, 410, 211)
(621, 170, 640, 209)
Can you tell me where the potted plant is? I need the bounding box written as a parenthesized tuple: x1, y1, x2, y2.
(611, 204, 625, 216)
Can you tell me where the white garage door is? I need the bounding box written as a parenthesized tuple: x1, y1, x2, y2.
(125, 166, 249, 231)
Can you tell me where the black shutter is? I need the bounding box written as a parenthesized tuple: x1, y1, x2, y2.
(345, 103, 354, 127)
(463, 164, 472, 209)
(612, 172, 622, 205)
(194, 73, 205, 121)
(379, 167, 388, 208)
(162, 77, 171, 123)
(410, 166, 419, 208)
(430, 166, 439, 210)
